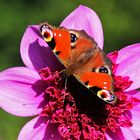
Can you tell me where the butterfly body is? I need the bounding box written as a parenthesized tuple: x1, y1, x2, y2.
(40, 23, 117, 104)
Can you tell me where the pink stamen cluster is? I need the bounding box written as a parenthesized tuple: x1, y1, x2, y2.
(38, 51, 134, 140)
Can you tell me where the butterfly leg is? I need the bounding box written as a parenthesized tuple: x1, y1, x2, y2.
(58, 69, 68, 91)
(64, 76, 68, 92)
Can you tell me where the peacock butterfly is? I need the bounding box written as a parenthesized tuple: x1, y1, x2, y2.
(40, 23, 117, 104)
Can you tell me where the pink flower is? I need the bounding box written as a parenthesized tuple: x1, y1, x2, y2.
(0, 5, 140, 140)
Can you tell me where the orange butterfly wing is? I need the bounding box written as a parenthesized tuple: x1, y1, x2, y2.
(40, 23, 71, 66)
(40, 23, 117, 104)
(68, 32, 116, 103)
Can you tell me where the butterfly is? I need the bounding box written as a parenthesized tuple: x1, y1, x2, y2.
(40, 23, 117, 104)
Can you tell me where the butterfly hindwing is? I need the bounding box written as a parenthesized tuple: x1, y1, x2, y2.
(69, 37, 116, 103)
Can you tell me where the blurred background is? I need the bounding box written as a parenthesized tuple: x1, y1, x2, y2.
(0, 0, 139, 139)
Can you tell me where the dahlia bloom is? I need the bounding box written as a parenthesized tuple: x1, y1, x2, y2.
(0, 5, 140, 140)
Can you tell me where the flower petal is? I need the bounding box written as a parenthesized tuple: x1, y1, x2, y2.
(125, 90, 140, 100)
(60, 5, 104, 49)
(18, 117, 48, 140)
(120, 127, 137, 140)
(106, 129, 124, 140)
(117, 43, 140, 64)
(116, 52, 140, 91)
(106, 133, 115, 140)
(20, 25, 62, 71)
(0, 67, 46, 116)
(18, 117, 62, 140)
(106, 127, 137, 140)
(129, 106, 140, 138)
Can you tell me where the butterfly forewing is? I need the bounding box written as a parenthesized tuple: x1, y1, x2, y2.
(40, 23, 71, 67)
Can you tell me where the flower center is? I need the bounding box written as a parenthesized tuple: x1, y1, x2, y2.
(39, 51, 134, 139)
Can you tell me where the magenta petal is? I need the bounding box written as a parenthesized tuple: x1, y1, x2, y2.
(18, 117, 62, 140)
(0, 67, 46, 116)
(117, 43, 140, 63)
(129, 107, 140, 138)
(107, 127, 136, 140)
(60, 5, 104, 49)
(106, 133, 116, 140)
(116, 52, 140, 91)
(18, 117, 48, 140)
(20, 25, 62, 71)
(125, 90, 140, 100)
(120, 127, 137, 140)
(106, 129, 124, 140)
(105, 134, 113, 140)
